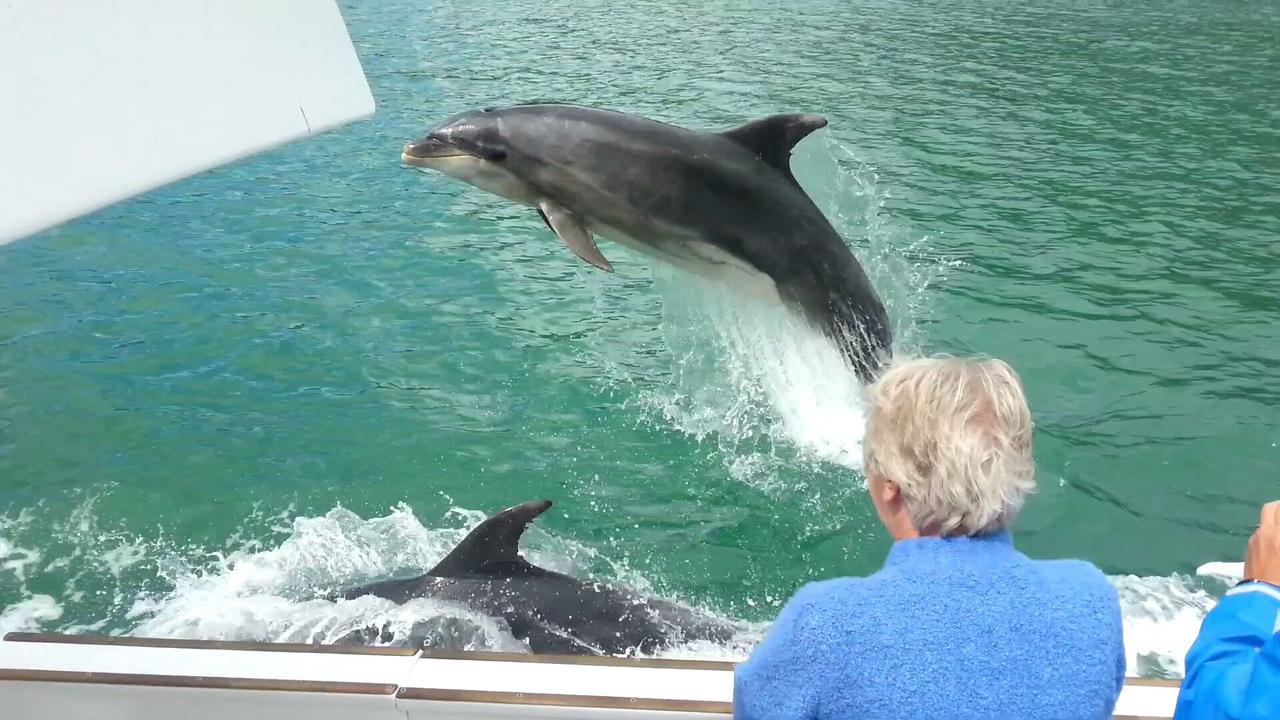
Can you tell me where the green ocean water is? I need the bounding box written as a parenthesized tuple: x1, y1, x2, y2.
(2, 1, 1278, 676)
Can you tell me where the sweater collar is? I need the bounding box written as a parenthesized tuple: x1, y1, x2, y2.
(884, 528, 1016, 567)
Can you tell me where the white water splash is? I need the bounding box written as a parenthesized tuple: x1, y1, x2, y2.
(0, 536, 43, 586)
(102, 543, 146, 578)
(1112, 563, 1240, 678)
(646, 273, 868, 472)
(0, 594, 63, 635)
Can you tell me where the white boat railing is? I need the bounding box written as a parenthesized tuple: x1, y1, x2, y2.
(0, 632, 1180, 719)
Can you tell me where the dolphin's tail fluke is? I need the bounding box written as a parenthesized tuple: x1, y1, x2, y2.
(782, 283, 893, 384)
(833, 297, 892, 384)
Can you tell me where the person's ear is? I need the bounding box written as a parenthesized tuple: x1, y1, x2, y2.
(880, 478, 902, 505)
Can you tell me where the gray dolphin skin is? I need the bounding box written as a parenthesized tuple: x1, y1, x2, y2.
(335, 500, 739, 655)
(401, 103, 892, 381)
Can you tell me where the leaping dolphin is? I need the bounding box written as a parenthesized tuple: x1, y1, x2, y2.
(335, 500, 740, 655)
(401, 104, 892, 381)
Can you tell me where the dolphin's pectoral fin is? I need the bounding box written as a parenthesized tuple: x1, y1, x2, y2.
(719, 114, 828, 185)
(536, 207, 555, 233)
(537, 201, 614, 273)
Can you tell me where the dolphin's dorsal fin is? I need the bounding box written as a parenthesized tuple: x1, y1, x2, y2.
(427, 500, 553, 577)
(719, 114, 828, 183)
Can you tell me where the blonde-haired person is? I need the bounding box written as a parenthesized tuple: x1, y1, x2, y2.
(734, 356, 1125, 720)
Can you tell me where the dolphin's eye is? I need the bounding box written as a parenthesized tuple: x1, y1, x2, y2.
(481, 107, 496, 113)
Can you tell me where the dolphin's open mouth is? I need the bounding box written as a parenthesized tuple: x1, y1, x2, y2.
(401, 137, 469, 166)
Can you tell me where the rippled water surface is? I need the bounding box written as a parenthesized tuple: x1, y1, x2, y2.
(2, 1, 1278, 676)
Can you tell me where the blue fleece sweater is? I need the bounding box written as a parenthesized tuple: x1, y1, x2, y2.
(734, 531, 1126, 720)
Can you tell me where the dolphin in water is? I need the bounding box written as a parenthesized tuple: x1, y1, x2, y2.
(335, 500, 740, 655)
(401, 103, 892, 381)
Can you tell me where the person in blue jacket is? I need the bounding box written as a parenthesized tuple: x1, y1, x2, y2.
(1175, 501, 1280, 719)
(734, 356, 1126, 720)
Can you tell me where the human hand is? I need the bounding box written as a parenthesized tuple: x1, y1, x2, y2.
(1244, 501, 1280, 587)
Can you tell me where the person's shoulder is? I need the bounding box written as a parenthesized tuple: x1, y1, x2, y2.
(1026, 556, 1121, 614)
(780, 571, 897, 619)
(787, 576, 862, 608)
(770, 575, 866, 614)
(1032, 556, 1112, 588)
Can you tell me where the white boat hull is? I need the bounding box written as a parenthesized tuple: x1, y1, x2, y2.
(0, 633, 1179, 719)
